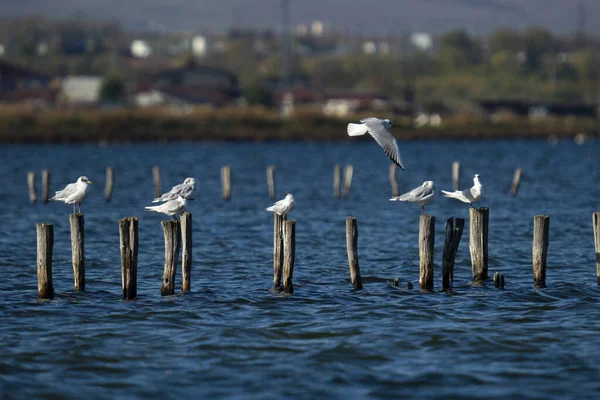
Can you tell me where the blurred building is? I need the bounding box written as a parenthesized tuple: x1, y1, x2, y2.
(0, 60, 55, 106)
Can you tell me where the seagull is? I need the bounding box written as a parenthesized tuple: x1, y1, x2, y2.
(441, 174, 483, 205)
(347, 117, 405, 169)
(390, 181, 435, 215)
(266, 192, 295, 219)
(153, 177, 197, 202)
(50, 176, 93, 213)
(145, 196, 187, 219)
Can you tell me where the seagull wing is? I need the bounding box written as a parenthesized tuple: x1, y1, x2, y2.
(51, 182, 77, 200)
(362, 119, 405, 169)
(154, 182, 191, 202)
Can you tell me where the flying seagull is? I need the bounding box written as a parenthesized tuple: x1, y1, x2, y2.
(153, 177, 197, 202)
(347, 117, 405, 169)
(390, 181, 435, 215)
(441, 174, 483, 205)
(145, 196, 187, 219)
(266, 192, 295, 219)
(50, 176, 93, 213)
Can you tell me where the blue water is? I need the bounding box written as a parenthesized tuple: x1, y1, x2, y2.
(1, 139, 599, 399)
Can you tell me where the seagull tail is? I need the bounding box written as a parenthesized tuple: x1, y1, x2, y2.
(152, 197, 162, 203)
(441, 190, 459, 198)
(389, 196, 408, 202)
(144, 206, 159, 212)
(265, 206, 275, 212)
(347, 123, 368, 137)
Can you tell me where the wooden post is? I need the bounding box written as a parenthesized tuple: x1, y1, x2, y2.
(493, 272, 505, 289)
(452, 161, 460, 191)
(41, 169, 50, 203)
(343, 165, 353, 199)
(267, 165, 276, 200)
(333, 164, 341, 198)
(419, 215, 435, 290)
(389, 164, 399, 197)
(119, 217, 138, 300)
(221, 165, 231, 200)
(594, 212, 600, 285)
(469, 207, 489, 281)
(104, 167, 114, 201)
(36, 223, 54, 299)
(69, 213, 85, 292)
(160, 220, 181, 296)
(27, 171, 36, 204)
(282, 220, 296, 294)
(152, 166, 161, 198)
(511, 168, 523, 196)
(442, 217, 465, 290)
(273, 213, 284, 289)
(345, 217, 363, 290)
(181, 212, 192, 293)
(532, 215, 549, 288)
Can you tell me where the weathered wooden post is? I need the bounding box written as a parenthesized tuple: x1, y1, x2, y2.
(452, 161, 460, 191)
(221, 165, 231, 200)
(69, 213, 85, 291)
(493, 272, 505, 289)
(345, 217, 363, 290)
(511, 168, 523, 196)
(532, 215, 549, 288)
(104, 167, 114, 201)
(389, 164, 399, 197)
(181, 212, 192, 293)
(160, 220, 181, 296)
(469, 207, 489, 281)
(152, 166, 161, 198)
(119, 217, 138, 300)
(41, 169, 50, 203)
(594, 212, 600, 285)
(273, 213, 284, 289)
(343, 165, 353, 199)
(442, 217, 465, 290)
(419, 215, 435, 289)
(333, 164, 341, 198)
(27, 171, 37, 204)
(282, 220, 296, 294)
(36, 223, 54, 299)
(267, 165, 276, 200)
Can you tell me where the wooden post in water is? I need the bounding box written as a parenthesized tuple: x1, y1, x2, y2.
(181, 212, 192, 293)
(343, 165, 353, 199)
(389, 164, 399, 197)
(273, 213, 284, 289)
(469, 207, 489, 281)
(419, 215, 435, 290)
(69, 213, 85, 291)
(36, 223, 54, 299)
(267, 165, 276, 200)
(104, 167, 114, 201)
(119, 217, 138, 300)
(152, 166, 161, 198)
(532, 215, 549, 288)
(160, 220, 181, 296)
(333, 164, 341, 198)
(282, 220, 296, 294)
(452, 161, 460, 191)
(511, 168, 523, 196)
(41, 169, 50, 203)
(221, 165, 232, 200)
(493, 272, 505, 289)
(442, 217, 465, 290)
(345, 216, 363, 290)
(27, 171, 37, 204)
(594, 212, 600, 285)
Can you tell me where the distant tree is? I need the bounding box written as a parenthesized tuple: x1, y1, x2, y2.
(523, 27, 562, 73)
(243, 83, 274, 107)
(439, 29, 482, 70)
(99, 74, 125, 103)
(488, 28, 523, 53)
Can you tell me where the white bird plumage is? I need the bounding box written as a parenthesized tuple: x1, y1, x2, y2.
(153, 177, 197, 203)
(145, 196, 188, 218)
(347, 117, 405, 169)
(50, 175, 93, 213)
(266, 193, 295, 218)
(390, 180, 435, 215)
(441, 174, 483, 205)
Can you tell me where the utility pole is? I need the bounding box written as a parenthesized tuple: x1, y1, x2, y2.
(281, 0, 291, 89)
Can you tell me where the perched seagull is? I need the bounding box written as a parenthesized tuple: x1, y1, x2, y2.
(441, 174, 483, 205)
(347, 117, 405, 169)
(390, 181, 435, 215)
(153, 177, 197, 203)
(266, 192, 295, 219)
(145, 196, 187, 219)
(50, 176, 93, 213)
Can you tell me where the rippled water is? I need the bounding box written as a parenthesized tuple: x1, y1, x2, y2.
(1, 139, 600, 399)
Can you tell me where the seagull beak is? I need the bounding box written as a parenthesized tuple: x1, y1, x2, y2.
(88, 181, 93, 184)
